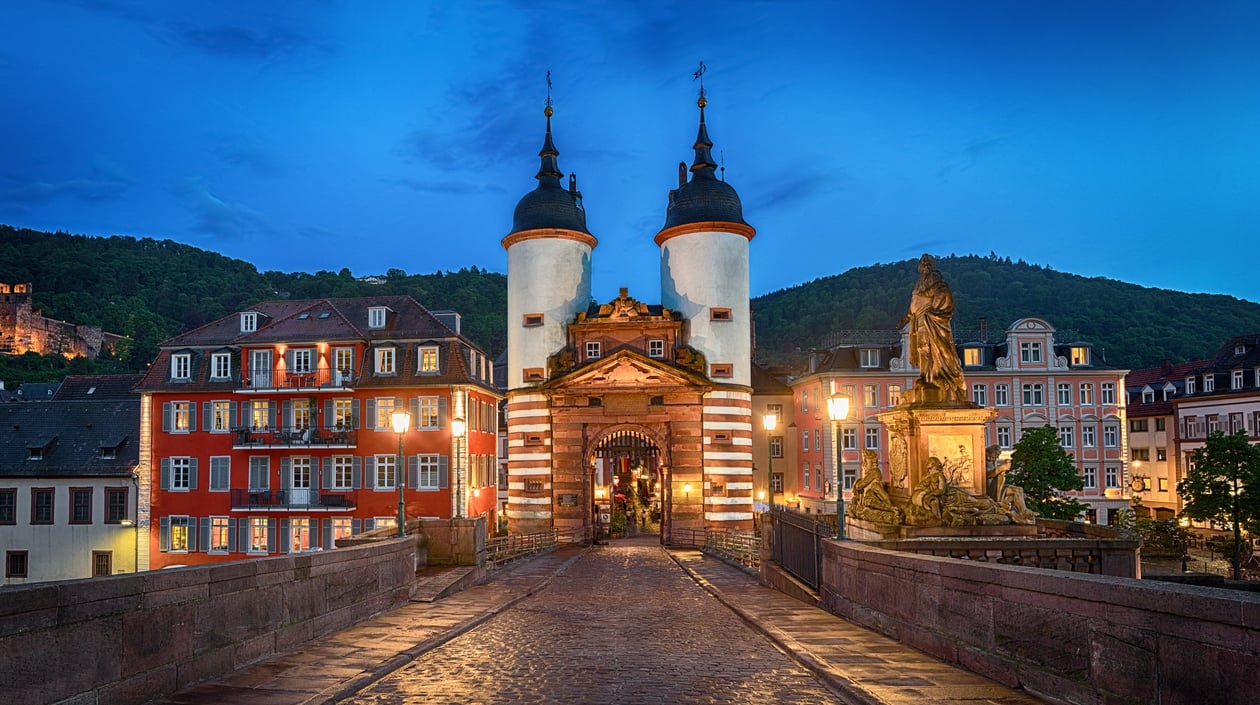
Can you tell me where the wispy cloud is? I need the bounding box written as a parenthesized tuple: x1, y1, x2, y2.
(0, 160, 130, 212)
(172, 177, 267, 240)
(210, 132, 282, 178)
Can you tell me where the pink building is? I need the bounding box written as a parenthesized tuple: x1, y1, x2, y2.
(785, 318, 1131, 525)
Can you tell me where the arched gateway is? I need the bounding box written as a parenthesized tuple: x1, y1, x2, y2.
(503, 92, 756, 542)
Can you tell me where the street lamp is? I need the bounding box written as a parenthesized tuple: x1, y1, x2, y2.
(762, 412, 778, 510)
(827, 394, 850, 539)
(451, 416, 467, 518)
(390, 410, 411, 538)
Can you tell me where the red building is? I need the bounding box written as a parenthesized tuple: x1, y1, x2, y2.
(136, 296, 500, 568)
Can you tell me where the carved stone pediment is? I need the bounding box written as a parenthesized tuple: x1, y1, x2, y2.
(542, 349, 708, 392)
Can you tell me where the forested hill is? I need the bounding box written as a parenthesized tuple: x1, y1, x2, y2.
(3, 227, 1258, 382)
(0, 226, 506, 376)
(752, 254, 1260, 370)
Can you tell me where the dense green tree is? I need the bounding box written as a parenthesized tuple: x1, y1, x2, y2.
(1178, 431, 1260, 579)
(1006, 425, 1088, 520)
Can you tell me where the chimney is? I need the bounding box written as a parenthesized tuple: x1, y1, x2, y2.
(1161, 358, 1172, 374)
(979, 318, 988, 343)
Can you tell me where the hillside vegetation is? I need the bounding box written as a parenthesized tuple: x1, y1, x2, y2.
(3, 227, 1258, 384)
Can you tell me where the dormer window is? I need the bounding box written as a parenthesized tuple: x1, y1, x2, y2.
(1236, 344, 1247, 355)
(171, 353, 191, 381)
(418, 345, 439, 374)
(586, 341, 602, 360)
(1233, 370, 1244, 390)
(210, 352, 231, 380)
(1141, 386, 1154, 403)
(368, 307, 387, 329)
(375, 347, 396, 375)
(1020, 341, 1042, 364)
(28, 448, 43, 461)
(1071, 347, 1091, 366)
(963, 348, 981, 366)
(1203, 374, 1215, 393)
(1186, 377, 1196, 395)
(241, 312, 258, 332)
(859, 348, 880, 368)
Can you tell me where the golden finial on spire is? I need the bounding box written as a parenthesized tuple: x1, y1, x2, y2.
(544, 70, 554, 117)
(693, 60, 706, 105)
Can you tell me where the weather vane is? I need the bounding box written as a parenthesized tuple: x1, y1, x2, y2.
(693, 60, 706, 100)
(545, 70, 553, 109)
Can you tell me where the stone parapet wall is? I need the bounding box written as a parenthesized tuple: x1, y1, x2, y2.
(866, 536, 1139, 578)
(0, 538, 415, 705)
(820, 539, 1260, 705)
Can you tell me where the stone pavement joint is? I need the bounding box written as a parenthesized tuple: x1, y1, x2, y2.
(667, 548, 1049, 705)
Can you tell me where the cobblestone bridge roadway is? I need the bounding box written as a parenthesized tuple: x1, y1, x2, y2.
(347, 537, 852, 705)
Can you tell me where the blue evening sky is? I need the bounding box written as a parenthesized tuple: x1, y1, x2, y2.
(1, 1, 1258, 303)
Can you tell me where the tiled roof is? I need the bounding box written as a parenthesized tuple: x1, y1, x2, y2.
(53, 374, 144, 401)
(0, 399, 140, 477)
(1124, 360, 1204, 417)
(751, 363, 791, 395)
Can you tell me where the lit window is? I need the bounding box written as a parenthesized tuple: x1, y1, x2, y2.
(418, 397, 439, 429)
(211, 400, 232, 432)
(292, 398, 312, 431)
(334, 348, 354, 381)
(289, 517, 311, 553)
(374, 397, 397, 430)
(171, 353, 191, 381)
(419, 346, 439, 373)
(210, 517, 231, 553)
(169, 516, 190, 552)
(249, 517, 269, 553)
(1071, 347, 1090, 365)
(376, 347, 396, 375)
(171, 401, 193, 432)
(963, 348, 981, 366)
(332, 399, 354, 429)
(331, 517, 354, 542)
(211, 353, 231, 380)
(887, 384, 902, 406)
(864, 384, 878, 407)
(249, 400, 272, 430)
(1080, 383, 1094, 405)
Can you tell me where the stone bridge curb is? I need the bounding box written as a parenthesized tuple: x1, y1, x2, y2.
(667, 549, 884, 705)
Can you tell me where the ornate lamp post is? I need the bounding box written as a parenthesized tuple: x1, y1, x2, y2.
(451, 416, 467, 518)
(826, 394, 850, 539)
(390, 410, 411, 538)
(762, 412, 778, 510)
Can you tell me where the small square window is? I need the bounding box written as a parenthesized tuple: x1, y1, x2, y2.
(648, 339, 665, 358)
(526, 479, 544, 492)
(6, 550, 28, 578)
(585, 341, 602, 360)
(523, 313, 544, 327)
(710, 307, 732, 321)
(712, 431, 732, 443)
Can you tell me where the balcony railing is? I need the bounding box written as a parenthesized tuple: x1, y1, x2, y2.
(239, 369, 357, 392)
(229, 488, 358, 510)
(232, 426, 358, 448)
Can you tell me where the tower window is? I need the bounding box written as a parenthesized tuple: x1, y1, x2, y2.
(710, 363, 733, 378)
(585, 341, 601, 360)
(710, 307, 733, 321)
(523, 313, 544, 327)
(523, 368, 545, 382)
(648, 339, 665, 358)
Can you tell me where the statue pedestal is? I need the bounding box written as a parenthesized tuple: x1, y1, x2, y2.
(878, 402, 996, 500)
(846, 515, 1038, 540)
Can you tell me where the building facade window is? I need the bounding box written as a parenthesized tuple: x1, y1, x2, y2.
(994, 384, 1009, 406)
(333, 399, 353, 429)
(1101, 382, 1116, 405)
(375, 347, 396, 375)
(418, 397, 439, 429)
(170, 457, 192, 490)
(859, 348, 880, 368)
(1084, 466, 1097, 489)
(289, 517, 311, 552)
(241, 312, 257, 332)
(1082, 426, 1096, 448)
(334, 348, 354, 380)
(769, 436, 783, 458)
(1157, 447, 1167, 461)
(1131, 447, 1150, 461)
(586, 341, 601, 360)
(1203, 374, 1215, 393)
(171, 353, 191, 381)
(250, 400, 273, 430)
(1130, 418, 1148, 432)
(172, 401, 193, 432)
(105, 488, 127, 523)
(210, 517, 231, 553)
(814, 429, 821, 451)
(170, 516, 190, 552)
(419, 346, 439, 373)
(373, 397, 396, 430)
(1020, 341, 1042, 364)
(211, 353, 231, 380)
(375, 455, 397, 490)
(6, 551, 29, 578)
(997, 426, 1012, 448)
(964, 348, 981, 366)
(0, 488, 15, 524)
(210, 401, 232, 432)
(1080, 383, 1094, 405)
(1059, 426, 1074, 448)
(292, 398, 312, 431)
(1057, 383, 1072, 406)
(417, 454, 441, 490)
(863, 384, 878, 408)
(70, 488, 92, 524)
(801, 430, 810, 450)
(1103, 425, 1119, 448)
(331, 517, 354, 543)
(333, 456, 355, 490)
(648, 339, 665, 358)
(249, 457, 270, 490)
(209, 456, 230, 491)
(864, 427, 880, 450)
(1186, 377, 1196, 394)
(1021, 383, 1044, 406)
(841, 426, 857, 451)
(888, 385, 902, 407)
(249, 517, 269, 553)
(972, 384, 987, 406)
(1104, 466, 1119, 488)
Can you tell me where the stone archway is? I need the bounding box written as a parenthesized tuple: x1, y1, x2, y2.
(587, 424, 670, 542)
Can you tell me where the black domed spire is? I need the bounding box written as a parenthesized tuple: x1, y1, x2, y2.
(662, 95, 747, 230)
(510, 105, 589, 234)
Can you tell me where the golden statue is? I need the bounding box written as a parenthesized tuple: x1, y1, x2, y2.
(901, 254, 967, 402)
(848, 449, 904, 524)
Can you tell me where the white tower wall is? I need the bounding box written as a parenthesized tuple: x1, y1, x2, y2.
(660, 229, 751, 386)
(506, 236, 592, 389)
